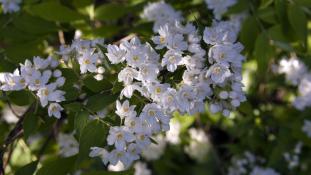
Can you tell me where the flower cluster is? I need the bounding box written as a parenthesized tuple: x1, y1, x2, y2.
(57, 39, 106, 80)
(276, 56, 311, 110)
(0, 0, 21, 14)
(204, 0, 237, 19)
(184, 128, 210, 162)
(228, 151, 280, 175)
(0, 56, 66, 118)
(89, 1, 246, 168)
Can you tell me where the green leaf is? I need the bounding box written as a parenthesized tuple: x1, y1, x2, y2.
(12, 13, 59, 35)
(26, 1, 86, 22)
(37, 156, 77, 175)
(94, 4, 130, 21)
(254, 33, 275, 74)
(5, 40, 44, 64)
(74, 111, 89, 140)
(288, 4, 307, 45)
(23, 113, 39, 139)
(239, 16, 260, 52)
(15, 161, 38, 175)
(76, 120, 108, 164)
(83, 75, 113, 93)
(64, 102, 83, 112)
(86, 93, 118, 112)
(8, 90, 35, 106)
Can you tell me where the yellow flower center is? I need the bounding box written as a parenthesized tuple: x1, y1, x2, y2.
(148, 110, 155, 116)
(155, 87, 161, 94)
(159, 36, 165, 44)
(83, 59, 90, 65)
(213, 66, 221, 74)
(35, 79, 41, 85)
(133, 56, 140, 61)
(116, 132, 124, 140)
(168, 56, 176, 63)
(43, 89, 49, 96)
(19, 78, 25, 85)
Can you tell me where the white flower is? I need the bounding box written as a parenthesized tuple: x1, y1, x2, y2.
(48, 103, 63, 119)
(109, 149, 131, 167)
(57, 133, 79, 157)
(135, 133, 151, 149)
(124, 116, 142, 133)
(302, 120, 311, 138)
(120, 83, 142, 98)
(146, 83, 170, 102)
(0, 0, 21, 14)
(208, 43, 244, 66)
(116, 100, 136, 119)
(127, 143, 141, 161)
(176, 85, 196, 113)
(142, 135, 166, 161)
(184, 128, 210, 162)
(118, 67, 139, 85)
(152, 25, 172, 49)
(203, 20, 239, 44)
(165, 120, 181, 144)
(108, 161, 127, 172)
(134, 162, 151, 175)
(107, 126, 135, 150)
(89, 147, 110, 165)
(160, 88, 179, 112)
(33, 56, 50, 70)
(78, 50, 99, 73)
(27, 70, 52, 91)
(137, 64, 159, 82)
(204, 0, 237, 19)
(106, 44, 126, 64)
(206, 63, 231, 84)
(250, 166, 280, 175)
(142, 1, 182, 32)
(37, 83, 65, 107)
(0, 71, 26, 91)
(278, 57, 307, 85)
(161, 50, 182, 72)
(124, 47, 146, 68)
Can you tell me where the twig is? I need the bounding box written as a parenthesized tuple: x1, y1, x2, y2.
(0, 104, 35, 175)
(58, 30, 66, 45)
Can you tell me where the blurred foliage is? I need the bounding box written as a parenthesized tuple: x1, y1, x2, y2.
(0, 0, 310, 175)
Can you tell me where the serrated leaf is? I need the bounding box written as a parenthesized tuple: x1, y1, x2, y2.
(37, 156, 77, 175)
(26, 1, 86, 22)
